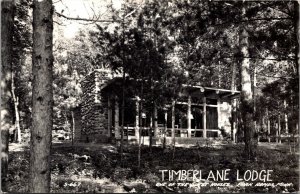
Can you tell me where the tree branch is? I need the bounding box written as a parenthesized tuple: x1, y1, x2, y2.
(232, 56, 295, 62)
(215, 17, 293, 27)
(55, 12, 121, 23)
(53, 20, 67, 26)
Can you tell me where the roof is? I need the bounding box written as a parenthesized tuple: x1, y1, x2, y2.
(101, 77, 240, 100)
(182, 84, 240, 100)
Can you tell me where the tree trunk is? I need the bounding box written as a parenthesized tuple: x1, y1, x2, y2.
(295, 1, 299, 76)
(240, 5, 255, 160)
(278, 115, 281, 144)
(288, 132, 292, 153)
(293, 1, 299, 153)
(149, 72, 154, 153)
(275, 123, 278, 143)
(71, 110, 75, 146)
(171, 100, 176, 163)
(153, 103, 158, 144)
(295, 1, 299, 149)
(253, 65, 258, 142)
(138, 82, 144, 169)
(138, 114, 141, 169)
(1, 0, 14, 191)
(294, 124, 298, 152)
(120, 13, 126, 166)
(284, 99, 288, 134)
(11, 73, 21, 143)
(230, 58, 237, 142)
(266, 108, 271, 142)
(171, 101, 175, 146)
(120, 69, 125, 167)
(138, 111, 141, 169)
(29, 0, 53, 192)
(149, 110, 153, 153)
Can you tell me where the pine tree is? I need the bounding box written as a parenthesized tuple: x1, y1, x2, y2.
(29, 0, 53, 192)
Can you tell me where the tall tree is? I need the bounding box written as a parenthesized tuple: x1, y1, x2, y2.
(1, 0, 15, 191)
(29, 0, 53, 192)
(295, 1, 299, 88)
(239, 4, 255, 160)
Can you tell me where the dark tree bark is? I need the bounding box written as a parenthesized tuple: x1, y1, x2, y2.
(29, 0, 53, 192)
(120, 69, 125, 166)
(138, 85, 144, 169)
(120, 6, 126, 167)
(240, 5, 255, 160)
(1, 0, 14, 191)
(295, 1, 299, 76)
(294, 1, 299, 151)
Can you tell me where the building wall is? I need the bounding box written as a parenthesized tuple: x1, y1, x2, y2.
(73, 107, 82, 142)
(80, 69, 111, 142)
(219, 100, 232, 136)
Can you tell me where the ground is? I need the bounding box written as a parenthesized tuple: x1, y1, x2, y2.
(6, 141, 299, 193)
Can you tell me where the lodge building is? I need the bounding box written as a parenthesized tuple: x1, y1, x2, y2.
(74, 69, 240, 145)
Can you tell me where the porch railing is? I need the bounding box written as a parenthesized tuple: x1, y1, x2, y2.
(111, 126, 220, 138)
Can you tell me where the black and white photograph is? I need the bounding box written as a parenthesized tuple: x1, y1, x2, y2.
(1, 0, 299, 193)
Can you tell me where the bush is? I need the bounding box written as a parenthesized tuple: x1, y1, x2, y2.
(112, 167, 133, 183)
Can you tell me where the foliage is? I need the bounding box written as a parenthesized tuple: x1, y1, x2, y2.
(12, 0, 32, 132)
(6, 143, 299, 193)
(256, 77, 299, 135)
(10, 0, 297, 136)
(52, 22, 85, 131)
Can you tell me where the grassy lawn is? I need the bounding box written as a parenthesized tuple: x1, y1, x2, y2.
(7, 141, 299, 193)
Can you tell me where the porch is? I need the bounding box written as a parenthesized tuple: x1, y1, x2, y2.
(106, 84, 240, 142)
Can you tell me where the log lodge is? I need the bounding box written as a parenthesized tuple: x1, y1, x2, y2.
(74, 69, 240, 145)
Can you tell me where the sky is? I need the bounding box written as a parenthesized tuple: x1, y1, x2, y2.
(53, 0, 146, 38)
(53, 0, 116, 39)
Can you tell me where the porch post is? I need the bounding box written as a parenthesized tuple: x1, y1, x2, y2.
(108, 96, 112, 137)
(160, 107, 167, 148)
(114, 96, 120, 139)
(203, 97, 207, 138)
(135, 97, 140, 141)
(217, 97, 221, 137)
(164, 109, 168, 137)
(187, 95, 192, 138)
